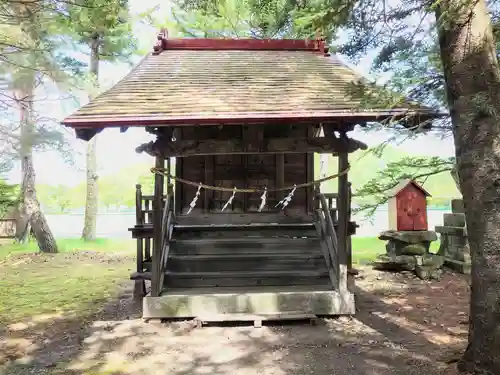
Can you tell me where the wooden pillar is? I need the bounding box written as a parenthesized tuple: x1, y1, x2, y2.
(175, 157, 182, 215)
(242, 126, 250, 212)
(151, 156, 165, 297)
(133, 184, 146, 299)
(306, 153, 314, 213)
(276, 154, 285, 204)
(204, 156, 214, 212)
(166, 157, 173, 195)
(337, 151, 349, 293)
(135, 184, 143, 225)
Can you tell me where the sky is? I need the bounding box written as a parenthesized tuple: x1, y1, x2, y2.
(6, 0, 456, 186)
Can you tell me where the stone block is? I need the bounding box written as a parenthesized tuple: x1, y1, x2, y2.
(451, 199, 464, 214)
(443, 213, 466, 227)
(444, 258, 471, 275)
(448, 235, 467, 247)
(379, 230, 438, 244)
(385, 240, 400, 256)
(386, 240, 428, 256)
(435, 225, 467, 236)
(415, 265, 443, 280)
(401, 243, 427, 256)
(422, 254, 444, 269)
(373, 254, 417, 271)
(143, 288, 356, 318)
(453, 245, 471, 262)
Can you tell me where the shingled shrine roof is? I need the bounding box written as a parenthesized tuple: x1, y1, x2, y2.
(61, 35, 440, 134)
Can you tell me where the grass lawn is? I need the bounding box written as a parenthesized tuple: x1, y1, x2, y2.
(0, 237, 135, 259)
(351, 237, 386, 265)
(0, 238, 135, 326)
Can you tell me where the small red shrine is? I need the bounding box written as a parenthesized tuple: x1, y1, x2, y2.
(388, 179, 431, 231)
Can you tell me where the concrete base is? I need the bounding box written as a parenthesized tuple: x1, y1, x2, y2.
(444, 258, 471, 275)
(143, 286, 355, 319)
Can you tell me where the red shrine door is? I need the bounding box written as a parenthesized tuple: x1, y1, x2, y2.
(396, 187, 427, 231)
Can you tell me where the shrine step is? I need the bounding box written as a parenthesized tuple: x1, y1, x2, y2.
(163, 269, 330, 288)
(173, 223, 317, 239)
(170, 237, 321, 255)
(143, 285, 355, 319)
(167, 253, 326, 273)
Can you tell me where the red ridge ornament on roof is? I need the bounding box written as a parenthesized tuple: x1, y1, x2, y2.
(150, 28, 329, 55)
(152, 28, 168, 55)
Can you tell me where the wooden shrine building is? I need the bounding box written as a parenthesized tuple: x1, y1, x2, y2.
(62, 32, 439, 320)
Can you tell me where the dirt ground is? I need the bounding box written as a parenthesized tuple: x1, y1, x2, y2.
(0, 257, 470, 375)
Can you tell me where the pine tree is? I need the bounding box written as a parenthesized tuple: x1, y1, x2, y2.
(58, 0, 137, 241)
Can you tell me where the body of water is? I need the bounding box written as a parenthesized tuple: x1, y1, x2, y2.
(45, 208, 451, 239)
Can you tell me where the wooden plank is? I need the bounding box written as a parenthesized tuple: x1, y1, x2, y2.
(158, 202, 172, 291)
(151, 156, 165, 297)
(145, 237, 151, 260)
(175, 213, 312, 225)
(194, 312, 318, 328)
(170, 237, 321, 256)
(168, 253, 325, 273)
(130, 271, 152, 280)
(136, 237, 144, 272)
(196, 312, 317, 322)
(163, 270, 330, 288)
(163, 38, 320, 51)
(135, 184, 143, 225)
(313, 210, 339, 291)
(138, 136, 368, 158)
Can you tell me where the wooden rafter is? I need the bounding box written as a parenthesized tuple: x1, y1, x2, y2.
(136, 136, 368, 157)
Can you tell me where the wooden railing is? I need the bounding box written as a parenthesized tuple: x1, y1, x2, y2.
(151, 193, 175, 297)
(314, 191, 347, 292)
(135, 184, 169, 225)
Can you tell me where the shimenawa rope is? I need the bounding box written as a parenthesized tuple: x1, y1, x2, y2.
(150, 164, 350, 194)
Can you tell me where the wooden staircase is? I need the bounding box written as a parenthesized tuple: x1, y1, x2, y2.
(163, 224, 329, 290)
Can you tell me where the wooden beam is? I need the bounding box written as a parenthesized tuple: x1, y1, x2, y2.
(156, 38, 321, 52)
(74, 127, 102, 141)
(136, 136, 368, 158)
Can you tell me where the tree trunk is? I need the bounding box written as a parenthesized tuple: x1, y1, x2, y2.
(436, 0, 500, 373)
(81, 36, 100, 241)
(17, 87, 58, 253)
(81, 136, 98, 240)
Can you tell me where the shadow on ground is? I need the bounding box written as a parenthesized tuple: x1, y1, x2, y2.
(0, 267, 469, 375)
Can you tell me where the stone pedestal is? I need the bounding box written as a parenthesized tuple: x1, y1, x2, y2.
(374, 230, 442, 280)
(435, 199, 471, 274)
